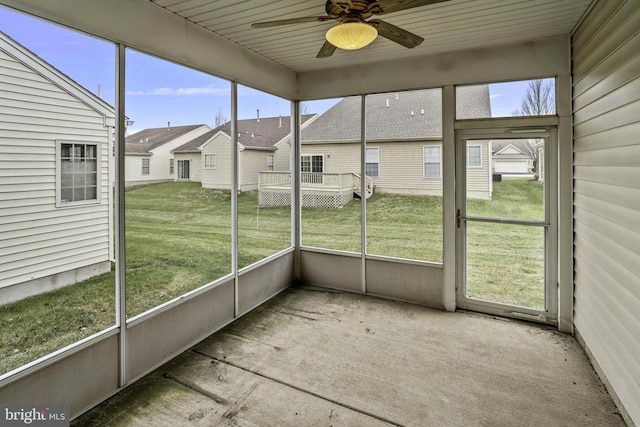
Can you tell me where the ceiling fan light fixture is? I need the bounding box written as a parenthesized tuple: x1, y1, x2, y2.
(326, 22, 378, 50)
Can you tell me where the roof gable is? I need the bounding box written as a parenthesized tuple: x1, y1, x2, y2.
(173, 114, 315, 153)
(0, 31, 115, 121)
(125, 124, 209, 153)
(301, 86, 491, 142)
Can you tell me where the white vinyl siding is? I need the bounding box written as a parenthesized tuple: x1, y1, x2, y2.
(572, 0, 640, 423)
(204, 153, 216, 169)
(423, 145, 441, 178)
(0, 46, 112, 290)
(240, 149, 272, 191)
(365, 147, 379, 177)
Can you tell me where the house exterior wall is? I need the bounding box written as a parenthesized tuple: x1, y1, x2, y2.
(173, 152, 202, 182)
(125, 126, 209, 185)
(239, 149, 271, 191)
(201, 133, 232, 190)
(0, 48, 112, 303)
(302, 140, 491, 199)
(273, 141, 291, 171)
(572, 0, 640, 425)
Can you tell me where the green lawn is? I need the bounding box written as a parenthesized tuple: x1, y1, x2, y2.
(0, 178, 543, 374)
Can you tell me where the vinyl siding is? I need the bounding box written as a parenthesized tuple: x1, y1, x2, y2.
(0, 48, 112, 289)
(201, 133, 232, 190)
(239, 149, 270, 191)
(273, 141, 291, 171)
(572, 0, 640, 424)
(302, 140, 491, 199)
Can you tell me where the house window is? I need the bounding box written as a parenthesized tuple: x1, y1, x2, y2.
(142, 158, 150, 175)
(58, 142, 99, 204)
(204, 153, 217, 169)
(301, 155, 323, 173)
(169, 158, 174, 174)
(423, 145, 441, 178)
(467, 145, 482, 167)
(267, 154, 274, 171)
(365, 147, 379, 177)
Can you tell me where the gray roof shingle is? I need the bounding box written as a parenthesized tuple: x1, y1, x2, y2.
(174, 114, 316, 152)
(302, 86, 490, 142)
(125, 124, 207, 154)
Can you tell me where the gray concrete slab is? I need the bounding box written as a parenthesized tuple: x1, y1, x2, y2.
(73, 286, 625, 426)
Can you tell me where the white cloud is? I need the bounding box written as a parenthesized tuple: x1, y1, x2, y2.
(127, 85, 229, 96)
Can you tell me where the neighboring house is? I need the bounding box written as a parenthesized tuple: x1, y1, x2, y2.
(0, 32, 115, 304)
(299, 86, 493, 200)
(173, 114, 316, 191)
(492, 140, 535, 175)
(125, 124, 211, 186)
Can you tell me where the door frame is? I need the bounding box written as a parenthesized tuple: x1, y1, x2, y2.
(455, 126, 558, 324)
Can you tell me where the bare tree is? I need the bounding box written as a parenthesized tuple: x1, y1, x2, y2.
(513, 79, 555, 170)
(214, 108, 227, 127)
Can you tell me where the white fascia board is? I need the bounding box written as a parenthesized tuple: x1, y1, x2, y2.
(297, 36, 570, 100)
(0, 0, 297, 100)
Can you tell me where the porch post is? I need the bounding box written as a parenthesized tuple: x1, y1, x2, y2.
(442, 85, 456, 312)
(114, 43, 127, 386)
(360, 95, 367, 294)
(291, 101, 301, 282)
(231, 82, 239, 317)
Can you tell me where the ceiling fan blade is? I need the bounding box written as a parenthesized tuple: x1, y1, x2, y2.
(251, 16, 333, 28)
(370, 0, 450, 15)
(317, 40, 337, 58)
(368, 19, 424, 48)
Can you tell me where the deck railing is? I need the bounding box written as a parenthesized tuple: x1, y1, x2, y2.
(259, 172, 356, 190)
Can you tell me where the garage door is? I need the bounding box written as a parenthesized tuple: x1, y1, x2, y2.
(494, 160, 528, 173)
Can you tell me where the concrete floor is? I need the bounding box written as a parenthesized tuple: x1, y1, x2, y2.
(73, 286, 625, 426)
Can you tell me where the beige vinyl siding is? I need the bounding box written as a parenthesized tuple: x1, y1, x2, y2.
(273, 141, 291, 171)
(201, 133, 232, 190)
(0, 48, 112, 290)
(302, 140, 491, 199)
(173, 153, 201, 182)
(239, 149, 270, 191)
(572, 0, 640, 424)
(302, 142, 359, 175)
(466, 140, 491, 200)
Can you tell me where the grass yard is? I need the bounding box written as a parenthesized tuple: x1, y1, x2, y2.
(0, 178, 543, 374)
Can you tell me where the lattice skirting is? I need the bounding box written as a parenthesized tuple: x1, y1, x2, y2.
(259, 188, 353, 208)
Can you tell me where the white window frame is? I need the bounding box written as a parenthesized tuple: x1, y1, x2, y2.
(266, 154, 275, 171)
(467, 144, 482, 168)
(423, 145, 442, 179)
(56, 140, 102, 207)
(365, 147, 379, 177)
(169, 158, 174, 174)
(204, 153, 217, 169)
(301, 154, 324, 173)
(142, 158, 150, 175)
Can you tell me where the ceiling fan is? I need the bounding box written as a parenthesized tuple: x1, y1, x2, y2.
(251, 0, 451, 58)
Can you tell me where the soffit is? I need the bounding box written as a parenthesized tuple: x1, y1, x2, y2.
(147, 0, 593, 73)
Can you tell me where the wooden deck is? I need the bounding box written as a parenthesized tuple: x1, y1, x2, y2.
(258, 172, 373, 208)
(73, 286, 624, 426)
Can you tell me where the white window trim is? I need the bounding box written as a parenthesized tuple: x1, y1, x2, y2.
(204, 153, 217, 169)
(423, 144, 442, 179)
(467, 144, 483, 168)
(301, 154, 324, 173)
(266, 154, 274, 171)
(55, 140, 103, 207)
(142, 158, 150, 175)
(169, 158, 174, 174)
(365, 147, 379, 177)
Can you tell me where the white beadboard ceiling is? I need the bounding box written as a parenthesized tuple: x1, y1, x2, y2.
(147, 0, 593, 73)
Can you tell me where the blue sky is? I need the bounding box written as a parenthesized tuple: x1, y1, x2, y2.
(1, 5, 550, 135)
